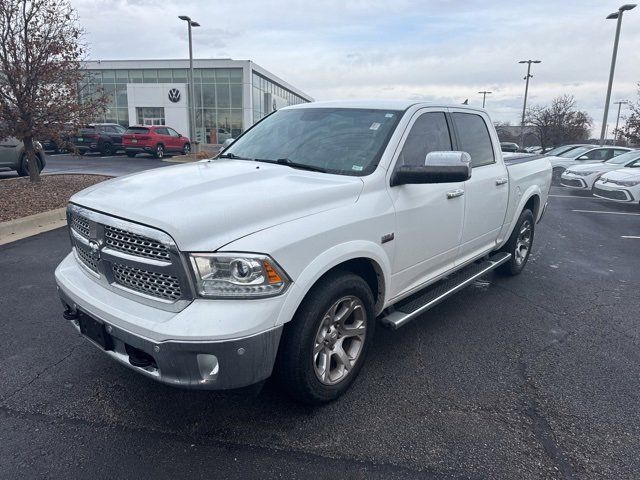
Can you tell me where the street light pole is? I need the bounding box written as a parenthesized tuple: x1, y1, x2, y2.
(518, 60, 541, 148)
(179, 15, 200, 147)
(478, 91, 492, 108)
(613, 100, 628, 144)
(600, 4, 636, 146)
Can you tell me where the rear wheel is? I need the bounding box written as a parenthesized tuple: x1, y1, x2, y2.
(101, 142, 113, 156)
(552, 167, 565, 186)
(275, 271, 375, 405)
(17, 154, 42, 177)
(154, 144, 164, 159)
(498, 209, 535, 276)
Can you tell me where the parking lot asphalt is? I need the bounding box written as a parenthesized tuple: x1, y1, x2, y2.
(0, 152, 170, 179)
(1, 186, 639, 479)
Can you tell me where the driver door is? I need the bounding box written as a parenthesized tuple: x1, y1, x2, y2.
(387, 109, 465, 299)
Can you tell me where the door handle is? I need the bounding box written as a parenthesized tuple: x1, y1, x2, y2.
(495, 177, 508, 185)
(446, 189, 465, 199)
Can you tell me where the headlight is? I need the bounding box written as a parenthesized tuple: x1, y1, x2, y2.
(189, 253, 291, 298)
(616, 179, 640, 187)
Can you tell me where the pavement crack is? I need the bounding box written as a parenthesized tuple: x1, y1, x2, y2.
(0, 342, 83, 405)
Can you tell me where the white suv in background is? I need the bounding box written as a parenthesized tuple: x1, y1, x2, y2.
(593, 161, 640, 204)
(548, 146, 632, 184)
(560, 150, 640, 192)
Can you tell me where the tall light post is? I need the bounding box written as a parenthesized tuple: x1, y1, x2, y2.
(178, 15, 200, 146)
(600, 4, 636, 146)
(613, 100, 629, 144)
(478, 91, 492, 108)
(518, 60, 541, 148)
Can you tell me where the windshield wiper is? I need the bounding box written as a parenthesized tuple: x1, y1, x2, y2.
(218, 152, 252, 160)
(254, 158, 327, 173)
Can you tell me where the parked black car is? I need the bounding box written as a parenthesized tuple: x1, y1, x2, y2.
(41, 124, 74, 153)
(72, 123, 127, 156)
(500, 142, 520, 153)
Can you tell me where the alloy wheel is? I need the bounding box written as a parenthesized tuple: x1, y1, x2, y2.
(515, 219, 532, 266)
(313, 296, 367, 385)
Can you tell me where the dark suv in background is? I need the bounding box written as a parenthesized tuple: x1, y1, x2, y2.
(72, 123, 127, 156)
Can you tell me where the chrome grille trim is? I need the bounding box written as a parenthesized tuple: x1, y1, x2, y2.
(112, 263, 182, 301)
(104, 225, 171, 262)
(66, 203, 194, 312)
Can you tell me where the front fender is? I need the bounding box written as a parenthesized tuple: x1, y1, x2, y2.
(275, 240, 392, 327)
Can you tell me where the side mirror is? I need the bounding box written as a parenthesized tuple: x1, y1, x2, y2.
(222, 138, 235, 148)
(577, 155, 589, 160)
(178, 133, 182, 138)
(391, 151, 471, 186)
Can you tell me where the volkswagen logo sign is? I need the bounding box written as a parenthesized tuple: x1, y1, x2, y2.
(88, 240, 101, 260)
(168, 88, 181, 103)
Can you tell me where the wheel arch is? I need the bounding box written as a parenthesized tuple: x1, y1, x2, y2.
(276, 244, 391, 327)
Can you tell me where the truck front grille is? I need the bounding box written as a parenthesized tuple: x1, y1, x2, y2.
(104, 225, 171, 261)
(112, 263, 182, 301)
(67, 204, 192, 310)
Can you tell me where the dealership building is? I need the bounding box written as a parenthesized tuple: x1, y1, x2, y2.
(81, 59, 313, 144)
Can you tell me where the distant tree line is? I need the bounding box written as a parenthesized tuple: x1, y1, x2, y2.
(525, 95, 592, 148)
(614, 83, 640, 146)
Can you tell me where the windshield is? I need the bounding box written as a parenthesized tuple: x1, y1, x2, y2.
(545, 145, 576, 156)
(605, 151, 639, 165)
(222, 108, 402, 176)
(558, 146, 592, 158)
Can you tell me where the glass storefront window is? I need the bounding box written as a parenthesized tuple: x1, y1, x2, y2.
(129, 70, 143, 83)
(115, 70, 129, 83)
(216, 84, 230, 108)
(202, 84, 216, 108)
(136, 107, 165, 125)
(215, 69, 230, 83)
(157, 69, 172, 83)
(201, 69, 215, 82)
(229, 68, 243, 83)
(142, 69, 157, 83)
(101, 70, 115, 82)
(115, 84, 127, 107)
(172, 69, 188, 83)
(230, 84, 242, 108)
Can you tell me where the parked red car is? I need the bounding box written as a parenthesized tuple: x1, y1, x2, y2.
(122, 126, 191, 159)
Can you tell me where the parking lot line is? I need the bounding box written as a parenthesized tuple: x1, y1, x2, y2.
(572, 209, 640, 216)
(621, 235, 640, 239)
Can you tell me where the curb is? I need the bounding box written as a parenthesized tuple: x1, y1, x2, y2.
(0, 208, 67, 246)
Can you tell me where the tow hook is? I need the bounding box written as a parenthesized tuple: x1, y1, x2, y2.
(62, 304, 79, 320)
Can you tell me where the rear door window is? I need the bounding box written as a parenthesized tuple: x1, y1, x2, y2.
(397, 112, 452, 167)
(451, 113, 495, 167)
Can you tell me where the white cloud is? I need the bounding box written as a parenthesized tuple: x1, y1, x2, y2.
(73, 0, 640, 136)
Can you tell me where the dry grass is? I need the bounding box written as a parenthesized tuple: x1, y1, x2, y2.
(0, 174, 111, 222)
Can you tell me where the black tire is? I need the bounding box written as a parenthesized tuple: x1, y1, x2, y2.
(154, 144, 164, 159)
(101, 142, 113, 156)
(182, 143, 191, 155)
(498, 209, 535, 276)
(126, 152, 137, 158)
(17, 154, 41, 177)
(552, 167, 565, 186)
(275, 271, 376, 405)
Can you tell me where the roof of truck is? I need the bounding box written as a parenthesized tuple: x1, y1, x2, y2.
(283, 100, 485, 113)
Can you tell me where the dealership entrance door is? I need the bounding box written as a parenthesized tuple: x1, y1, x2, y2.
(136, 107, 165, 126)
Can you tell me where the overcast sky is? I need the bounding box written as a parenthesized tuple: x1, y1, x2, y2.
(74, 0, 639, 137)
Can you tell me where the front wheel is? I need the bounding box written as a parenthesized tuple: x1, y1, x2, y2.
(182, 143, 191, 155)
(275, 271, 375, 404)
(498, 209, 535, 276)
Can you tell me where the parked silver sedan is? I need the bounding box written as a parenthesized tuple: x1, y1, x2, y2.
(0, 137, 46, 176)
(561, 150, 640, 192)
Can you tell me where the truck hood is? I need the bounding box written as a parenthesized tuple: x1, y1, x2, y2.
(71, 159, 364, 251)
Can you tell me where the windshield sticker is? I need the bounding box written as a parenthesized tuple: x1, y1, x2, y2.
(352, 165, 364, 171)
(385, 113, 394, 118)
(369, 122, 381, 130)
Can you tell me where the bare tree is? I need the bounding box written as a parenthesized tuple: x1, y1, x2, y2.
(525, 95, 592, 148)
(615, 83, 640, 146)
(0, 0, 105, 181)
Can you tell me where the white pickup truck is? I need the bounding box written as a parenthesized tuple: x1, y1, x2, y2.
(55, 101, 551, 404)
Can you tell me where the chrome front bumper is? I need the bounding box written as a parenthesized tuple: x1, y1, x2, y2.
(58, 286, 282, 390)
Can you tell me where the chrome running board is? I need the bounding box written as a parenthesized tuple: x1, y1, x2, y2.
(380, 252, 511, 330)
